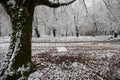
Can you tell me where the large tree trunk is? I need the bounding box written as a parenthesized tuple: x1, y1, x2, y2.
(0, 0, 34, 79)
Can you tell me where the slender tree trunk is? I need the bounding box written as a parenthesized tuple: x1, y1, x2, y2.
(0, 25, 1, 36)
(35, 26, 40, 37)
(1, 0, 34, 79)
(94, 22, 98, 35)
(76, 26, 79, 37)
(53, 28, 56, 37)
(34, 12, 40, 37)
(66, 29, 68, 37)
(74, 16, 79, 37)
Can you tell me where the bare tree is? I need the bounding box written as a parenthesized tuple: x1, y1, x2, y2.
(33, 11, 40, 37)
(0, 23, 1, 36)
(74, 16, 79, 37)
(92, 14, 98, 36)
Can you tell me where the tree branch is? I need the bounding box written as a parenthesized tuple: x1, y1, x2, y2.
(82, 0, 88, 13)
(36, 0, 76, 8)
(102, 0, 118, 23)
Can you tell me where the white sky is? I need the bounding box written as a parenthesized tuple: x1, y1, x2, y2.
(85, 0, 93, 7)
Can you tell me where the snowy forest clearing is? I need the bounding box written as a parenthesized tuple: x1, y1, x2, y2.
(0, 36, 120, 80)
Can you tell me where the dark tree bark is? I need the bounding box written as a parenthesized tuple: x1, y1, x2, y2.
(66, 28, 68, 37)
(53, 28, 56, 37)
(33, 11, 40, 37)
(75, 25, 79, 37)
(0, 0, 76, 79)
(94, 22, 98, 36)
(74, 16, 79, 37)
(114, 31, 118, 38)
(0, 24, 1, 36)
(35, 27, 40, 37)
(0, 0, 34, 79)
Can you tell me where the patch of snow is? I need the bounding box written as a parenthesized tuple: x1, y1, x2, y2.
(116, 68, 120, 79)
(19, 8, 23, 12)
(28, 71, 43, 80)
(7, 0, 16, 8)
(72, 62, 78, 67)
(57, 47, 67, 52)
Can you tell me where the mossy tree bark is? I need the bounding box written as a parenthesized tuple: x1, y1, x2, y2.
(0, 0, 34, 79)
(0, 0, 76, 79)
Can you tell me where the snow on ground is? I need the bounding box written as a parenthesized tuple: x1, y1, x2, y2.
(30, 44, 120, 80)
(0, 36, 120, 80)
(32, 36, 115, 43)
(0, 36, 120, 43)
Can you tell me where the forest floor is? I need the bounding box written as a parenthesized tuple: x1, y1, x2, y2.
(0, 36, 120, 80)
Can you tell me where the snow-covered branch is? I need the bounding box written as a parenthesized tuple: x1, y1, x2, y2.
(36, 0, 76, 8)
